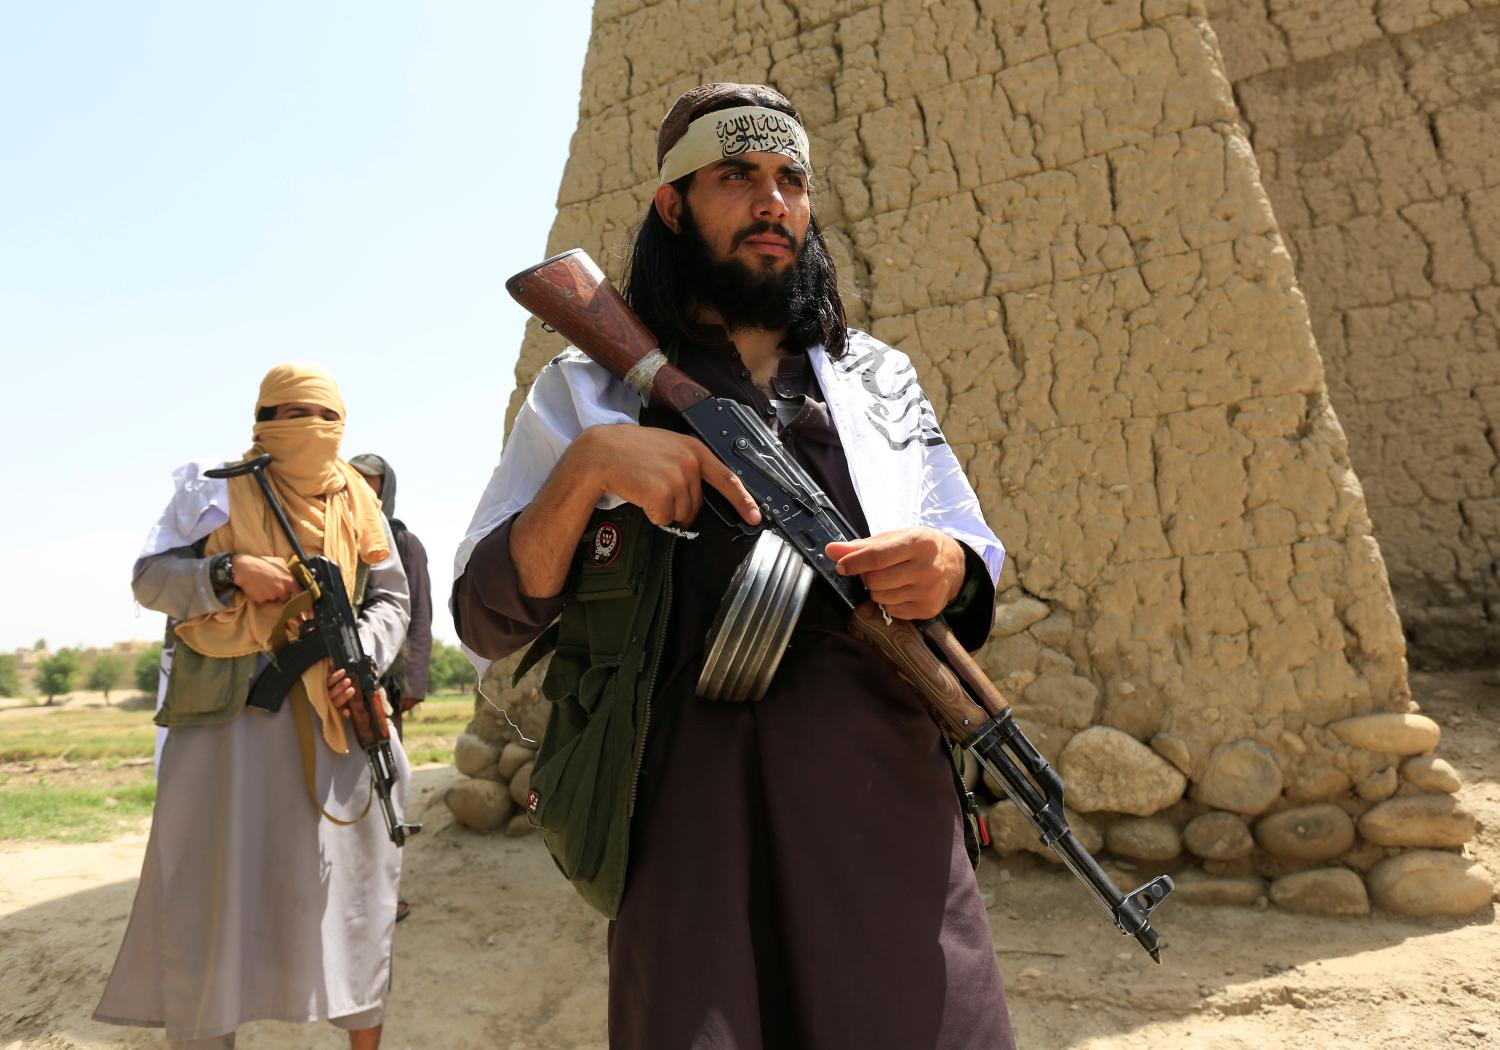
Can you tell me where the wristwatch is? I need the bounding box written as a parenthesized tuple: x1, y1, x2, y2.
(210, 553, 237, 590)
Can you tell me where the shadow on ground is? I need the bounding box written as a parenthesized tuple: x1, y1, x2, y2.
(1, 676, 1495, 1049)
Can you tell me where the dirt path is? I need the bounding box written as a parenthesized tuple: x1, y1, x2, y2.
(2, 673, 1496, 1049)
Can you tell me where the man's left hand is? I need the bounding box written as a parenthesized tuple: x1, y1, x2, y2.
(825, 528, 965, 621)
(327, 667, 359, 713)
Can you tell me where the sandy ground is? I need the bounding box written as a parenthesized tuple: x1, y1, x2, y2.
(2, 671, 1497, 1049)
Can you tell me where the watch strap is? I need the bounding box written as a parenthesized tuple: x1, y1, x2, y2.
(210, 552, 236, 589)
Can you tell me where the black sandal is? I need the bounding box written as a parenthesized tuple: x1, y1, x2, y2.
(395, 898, 412, 923)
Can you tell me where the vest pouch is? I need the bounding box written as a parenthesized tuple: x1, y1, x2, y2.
(523, 505, 665, 915)
(528, 617, 637, 883)
(526, 673, 636, 884)
(156, 642, 258, 727)
(573, 512, 645, 603)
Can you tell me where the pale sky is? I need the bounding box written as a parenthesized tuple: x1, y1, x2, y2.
(0, 2, 596, 651)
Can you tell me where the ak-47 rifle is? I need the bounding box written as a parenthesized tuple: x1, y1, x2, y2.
(204, 455, 421, 848)
(506, 249, 1174, 961)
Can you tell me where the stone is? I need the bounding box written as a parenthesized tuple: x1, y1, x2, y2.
(1340, 840, 1390, 874)
(498, 741, 538, 780)
(1269, 869, 1370, 917)
(1172, 870, 1266, 907)
(1203, 858, 1255, 878)
(1029, 613, 1073, 649)
(1150, 733, 1193, 776)
(1104, 817, 1182, 862)
(1400, 755, 1462, 794)
(993, 596, 1049, 636)
(1183, 811, 1255, 861)
(444, 778, 514, 831)
(452, 733, 501, 779)
(1285, 767, 1353, 802)
(1022, 675, 1100, 731)
(1329, 713, 1441, 756)
(1358, 795, 1477, 848)
(1355, 766, 1398, 802)
(465, 701, 511, 746)
(509, 761, 535, 809)
(474, 660, 552, 741)
(1255, 804, 1356, 863)
(1367, 851, 1495, 917)
(961, 748, 980, 791)
(1058, 727, 1188, 815)
(473, 660, 550, 743)
(1192, 739, 1283, 815)
(504, 814, 535, 838)
(988, 801, 1102, 859)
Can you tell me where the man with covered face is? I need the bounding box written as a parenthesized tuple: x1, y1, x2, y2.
(96, 364, 411, 1049)
(455, 83, 1014, 1048)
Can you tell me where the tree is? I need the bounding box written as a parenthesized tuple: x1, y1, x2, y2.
(36, 648, 80, 705)
(428, 641, 476, 694)
(87, 654, 127, 702)
(134, 644, 163, 695)
(0, 654, 20, 698)
(33, 637, 46, 652)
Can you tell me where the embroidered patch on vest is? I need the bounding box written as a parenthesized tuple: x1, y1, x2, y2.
(526, 789, 540, 814)
(592, 521, 621, 566)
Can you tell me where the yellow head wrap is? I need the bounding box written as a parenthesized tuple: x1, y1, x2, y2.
(174, 362, 390, 753)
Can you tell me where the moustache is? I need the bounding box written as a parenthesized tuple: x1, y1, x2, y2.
(731, 221, 799, 253)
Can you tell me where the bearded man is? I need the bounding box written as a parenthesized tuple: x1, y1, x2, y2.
(96, 364, 411, 1050)
(454, 83, 1015, 1049)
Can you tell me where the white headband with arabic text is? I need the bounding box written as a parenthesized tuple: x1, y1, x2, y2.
(658, 105, 813, 185)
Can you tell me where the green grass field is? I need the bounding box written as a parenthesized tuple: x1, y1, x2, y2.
(0, 780, 158, 842)
(0, 693, 474, 841)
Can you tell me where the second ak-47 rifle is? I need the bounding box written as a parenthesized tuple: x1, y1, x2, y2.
(205, 454, 421, 847)
(506, 248, 1174, 961)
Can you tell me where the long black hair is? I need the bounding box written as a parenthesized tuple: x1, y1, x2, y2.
(622, 92, 848, 359)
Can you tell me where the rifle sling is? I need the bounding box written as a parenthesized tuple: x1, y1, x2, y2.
(269, 592, 374, 829)
(288, 678, 374, 828)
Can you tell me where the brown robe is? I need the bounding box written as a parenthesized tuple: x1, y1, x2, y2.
(455, 330, 1016, 1050)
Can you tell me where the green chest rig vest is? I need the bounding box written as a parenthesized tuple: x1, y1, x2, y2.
(514, 421, 986, 920)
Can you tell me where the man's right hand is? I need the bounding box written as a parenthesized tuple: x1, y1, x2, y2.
(569, 424, 762, 528)
(230, 555, 298, 604)
(507, 423, 762, 600)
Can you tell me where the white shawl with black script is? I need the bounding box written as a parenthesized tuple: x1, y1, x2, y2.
(454, 329, 1004, 672)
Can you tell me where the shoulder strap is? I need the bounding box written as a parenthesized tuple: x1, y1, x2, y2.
(271, 593, 374, 828)
(513, 621, 561, 686)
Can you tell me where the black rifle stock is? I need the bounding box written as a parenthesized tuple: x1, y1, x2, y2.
(506, 249, 1174, 961)
(204, 455, 420, 847)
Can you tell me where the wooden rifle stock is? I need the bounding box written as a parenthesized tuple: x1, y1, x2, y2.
(504, 249, 711, 414)
(848, 603, 995, 738)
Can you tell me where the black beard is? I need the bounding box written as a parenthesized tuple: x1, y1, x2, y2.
(676, 204, 813, 332)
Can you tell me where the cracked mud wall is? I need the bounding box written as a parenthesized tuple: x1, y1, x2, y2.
(1207, 0, 1500, 667)
(452, 0, 1490, 916)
